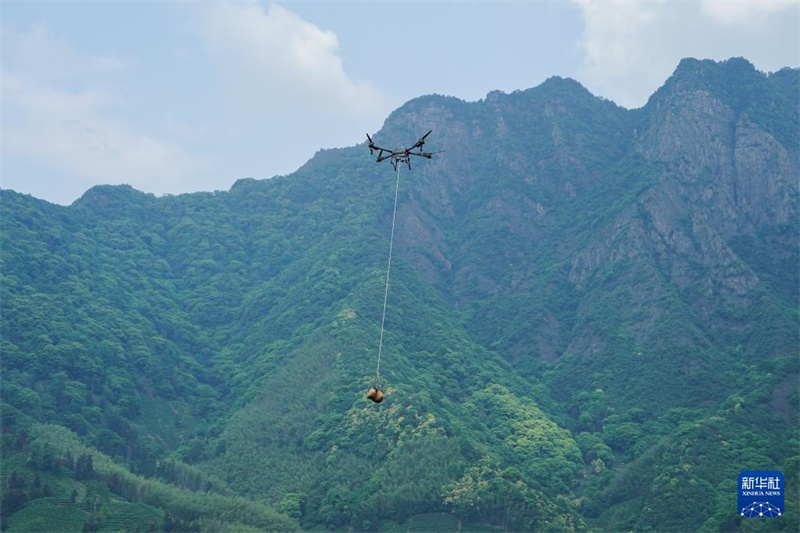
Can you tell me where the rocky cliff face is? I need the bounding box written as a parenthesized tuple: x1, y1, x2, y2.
(372, 57, 798, 410)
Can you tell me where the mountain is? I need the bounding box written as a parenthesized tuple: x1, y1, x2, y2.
(1, 57, 798, 532)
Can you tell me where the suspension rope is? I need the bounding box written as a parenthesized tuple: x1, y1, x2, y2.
(375, 163, 402, 387)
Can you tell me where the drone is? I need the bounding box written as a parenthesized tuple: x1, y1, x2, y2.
(366, 130, 441, 170)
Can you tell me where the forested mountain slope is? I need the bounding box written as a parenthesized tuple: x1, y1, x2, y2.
(1, 57, 797, 532)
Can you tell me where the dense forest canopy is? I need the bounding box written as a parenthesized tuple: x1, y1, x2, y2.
(1, 57, 798, 532)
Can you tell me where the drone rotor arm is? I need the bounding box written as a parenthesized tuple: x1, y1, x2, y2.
(411, 130, 433, 149)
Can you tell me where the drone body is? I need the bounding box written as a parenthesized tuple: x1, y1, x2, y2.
(366, 130, 440, 170)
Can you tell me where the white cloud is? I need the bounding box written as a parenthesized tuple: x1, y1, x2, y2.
(3, 72, 201, 190)
(573, 0, 799, 108)
(197, 2, 386, 118)
(700, 0, 796, 26)
(2, 22, 125, 82)
(1, 4, 392, 205)
(1, 23, 205, 202)
(574, 0, 662, 108)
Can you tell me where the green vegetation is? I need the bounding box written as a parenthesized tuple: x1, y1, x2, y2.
(0, 424, 297, 532)
(1, 58, 798, 531)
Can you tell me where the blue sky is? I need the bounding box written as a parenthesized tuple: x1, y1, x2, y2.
(2, 1, 798, 205)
